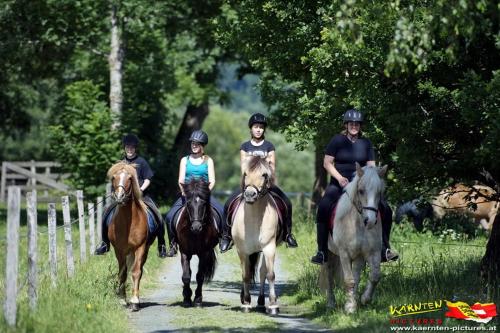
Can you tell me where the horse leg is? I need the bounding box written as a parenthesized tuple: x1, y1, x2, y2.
(238, 253, 252, 312)
(352, 257, 365, 296)
(257, 254, 266, 311)
(130, 245, 147, 311)
(325, 254, 336, 309)
(115, 252, 128, 306)
(361, 253, 381, 305)
(339, 252, 356, 314)
(262, 244, 278, 315)
(181, 252, 193, 307)
(194, 255, 205, 307)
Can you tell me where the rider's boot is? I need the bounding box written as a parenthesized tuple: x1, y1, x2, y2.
(310, 223, 329, 265)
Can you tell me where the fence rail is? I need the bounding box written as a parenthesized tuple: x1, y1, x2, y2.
(0, 161, 70, 202)
(2, 186, 106, 327)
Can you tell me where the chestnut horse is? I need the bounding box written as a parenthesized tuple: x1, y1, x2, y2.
(232, 156, 281, 315)
(107, 161, 150, 311)
(320, 164, 388, 313)
(175, 178, 218, 307)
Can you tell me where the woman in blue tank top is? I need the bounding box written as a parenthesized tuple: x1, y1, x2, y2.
(164, 130, 225, 257)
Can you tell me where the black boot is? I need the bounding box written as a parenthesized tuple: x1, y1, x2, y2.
(95, 220, 110, 255)
(166, 241, 178, 257)
(311, 223, 329, 265)
(283, 216, 298, 248)
(95, 240, 110, 255)
(219, 222, 233, 253)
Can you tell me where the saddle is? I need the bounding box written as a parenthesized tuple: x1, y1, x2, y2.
(226, 192, 288, 227)
(103, 200, 163, 244)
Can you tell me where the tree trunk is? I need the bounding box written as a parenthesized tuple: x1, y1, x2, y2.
(109, 3, 123, 130)
(310, 145, 327, 214)
(480, 214, 500, 303)
(171, 103, 210, 159)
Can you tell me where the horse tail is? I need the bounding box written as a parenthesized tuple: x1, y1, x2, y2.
(395, 201, 417, 224)
(396, 200, 433, 232)
(249, 252, 260, 284)
(199, 249, 217, 283)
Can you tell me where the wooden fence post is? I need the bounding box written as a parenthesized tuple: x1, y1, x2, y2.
(97, 196, 103, 244)
(4, 186, 20, 326)
(88, 203, 95, 255)
(48, 203, 57, 287)
(0, 162, 7, 202)
(62, 196, 75, 277)
(76, 190, 87, 263)
(27, 191, 38, 310)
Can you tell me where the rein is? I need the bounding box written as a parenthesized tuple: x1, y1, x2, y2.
(244, 184, 269, 199)
(113, 184, 132, 203)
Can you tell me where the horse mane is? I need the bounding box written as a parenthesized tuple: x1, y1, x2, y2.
(242, 156, 275, 186)
(335, 166, 385, 221)
(107, 161, 145, 209)
(183, 178, 211, 201)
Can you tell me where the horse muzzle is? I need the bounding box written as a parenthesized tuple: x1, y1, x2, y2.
(190, 221, 203, 234)
(243, 190, 258, 204)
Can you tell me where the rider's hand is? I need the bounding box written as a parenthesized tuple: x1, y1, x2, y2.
(337, 176, 349, 188)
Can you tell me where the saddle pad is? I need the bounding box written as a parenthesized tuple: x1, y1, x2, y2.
(105, 205, 158, 241)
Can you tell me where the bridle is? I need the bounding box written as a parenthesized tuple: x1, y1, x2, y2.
(344, 185, 379, 226)
(185, 196, 207, 223)
(112, 172, 132, 204)
(243, 173, 270, 200)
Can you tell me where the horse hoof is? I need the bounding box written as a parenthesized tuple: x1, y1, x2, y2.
(255, 305, 266, 313)
(130, 303, 140, 312)
(241, 304, 252, 313)
(183, 299, 193, 307)
(266, 305, 279, 316)
(327, 301, 336, 309)
(361, 294, 371, 305)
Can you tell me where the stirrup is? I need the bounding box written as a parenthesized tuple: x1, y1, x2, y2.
(382, 248, 399, 262)
(166, 243, 178, 257)
(94, 242, 110, 255)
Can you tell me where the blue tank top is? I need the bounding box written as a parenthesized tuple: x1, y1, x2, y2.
(185, 156, 209, 181)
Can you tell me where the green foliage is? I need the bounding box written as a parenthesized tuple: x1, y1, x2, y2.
(49, 81, 120, 197)
(217, 0, 500, 201)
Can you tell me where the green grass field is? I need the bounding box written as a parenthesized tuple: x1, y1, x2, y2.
(1, 201, 498, 332)
(280, 211, 499, 332)
(0, 202, 166, 333)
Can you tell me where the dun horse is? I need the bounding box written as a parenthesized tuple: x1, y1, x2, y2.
(107, 162, 152, 311)
(396, 184, 499, 231)
(232, 156, 281, 315)
(175, 179, 218, 307)
(320, 164, 388, 313)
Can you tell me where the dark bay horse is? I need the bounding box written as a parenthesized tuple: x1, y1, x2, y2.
(107, 162, 151, 311)
(175, 178, 218, 307)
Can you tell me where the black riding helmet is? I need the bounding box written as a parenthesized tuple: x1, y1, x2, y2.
(343, 109, 363, 123)
(122, 133, 140, 147)
(189, 130, 208, 145)
(248, 113, 267, 128)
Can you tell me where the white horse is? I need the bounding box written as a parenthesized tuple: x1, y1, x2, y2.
(232, 156, 281, 314)
(320, 163, 388, 314)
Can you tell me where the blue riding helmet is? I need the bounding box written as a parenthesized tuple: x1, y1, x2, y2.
(189, 130, 208, 146)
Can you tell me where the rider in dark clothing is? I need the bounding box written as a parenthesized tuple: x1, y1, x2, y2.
(94, 134, 168, 258)
(219, 113, 298, 253)
(310, 109, 398, 265)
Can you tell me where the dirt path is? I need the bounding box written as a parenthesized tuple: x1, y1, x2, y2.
(128, 249, 333, 333)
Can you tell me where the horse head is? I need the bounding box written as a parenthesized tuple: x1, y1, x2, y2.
(354, 163, 387, 229)
(241, 156, 274, 204)
(107, 162, 141, 205)
(182, 178, 211, 234)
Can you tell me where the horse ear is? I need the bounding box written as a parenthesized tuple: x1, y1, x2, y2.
(356, 162, 364, 177)
(378, 165, 388, 177)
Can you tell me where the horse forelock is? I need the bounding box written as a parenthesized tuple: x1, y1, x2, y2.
(107, 161, 144, 207)
(243, 156, 274, 186)
(183, 178, 211, 201)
